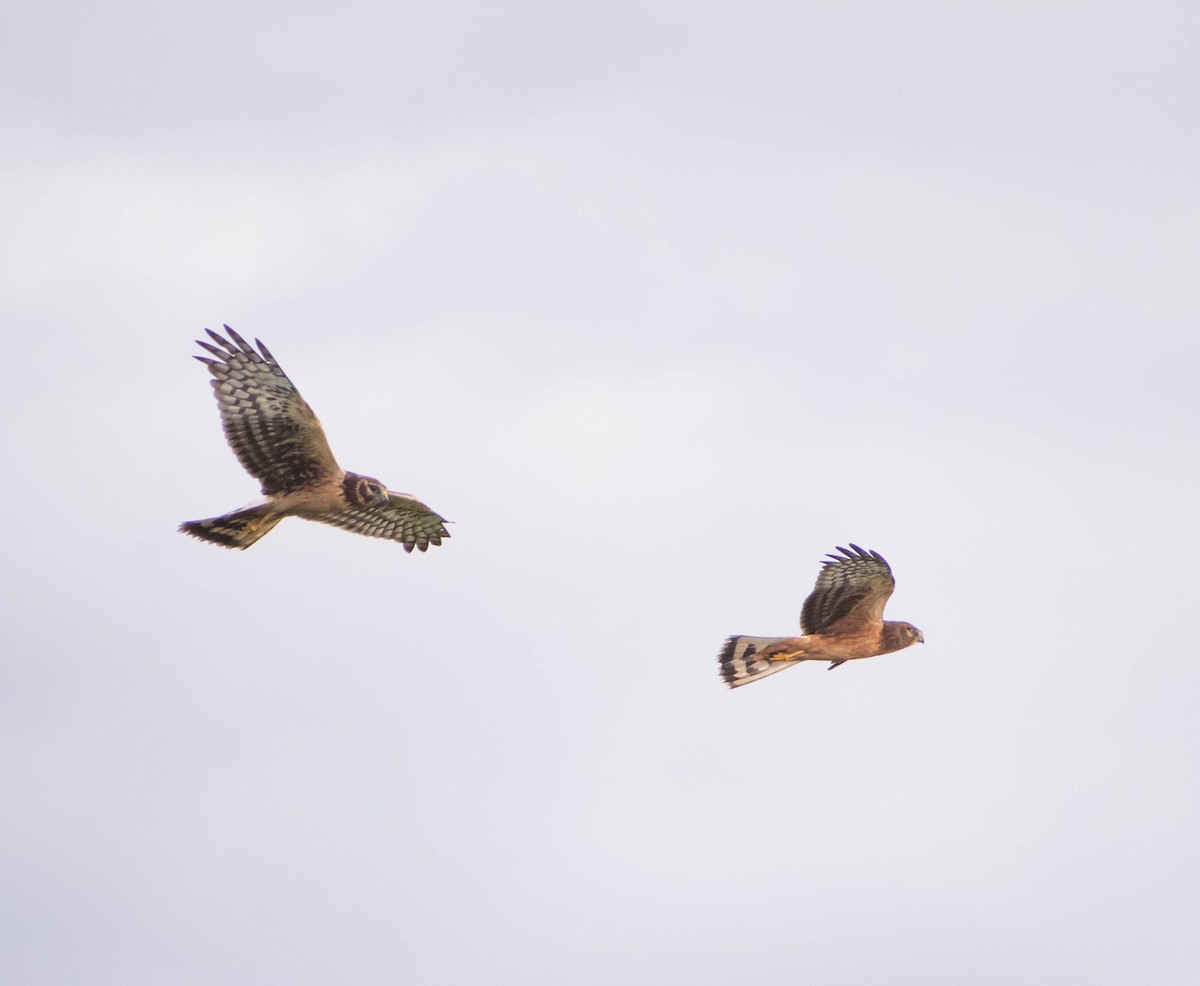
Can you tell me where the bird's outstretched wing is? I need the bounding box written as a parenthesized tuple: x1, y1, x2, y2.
(194, 326, 341, 496)
(799, 544, 896, 635)
(313, 492, 450, 553)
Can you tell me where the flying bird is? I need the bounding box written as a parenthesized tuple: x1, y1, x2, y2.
(719, 544, 923, 688)
(180, 326, 449, 552)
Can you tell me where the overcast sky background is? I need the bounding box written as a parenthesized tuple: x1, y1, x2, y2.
(2, 2, 1199, 983)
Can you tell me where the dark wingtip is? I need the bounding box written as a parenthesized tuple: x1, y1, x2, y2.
(195, 339, 227, 360)
(254, 338, 279, 365)
(826, 543, 889, 568)
(222, 325, 254, 355)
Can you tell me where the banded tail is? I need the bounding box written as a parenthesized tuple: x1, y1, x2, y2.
(179, 502, 283, 550)
(718, 635, 814, 689)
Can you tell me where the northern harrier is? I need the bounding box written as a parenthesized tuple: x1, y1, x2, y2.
(719, 544, 923, 688)
(180, 326, 449, 552)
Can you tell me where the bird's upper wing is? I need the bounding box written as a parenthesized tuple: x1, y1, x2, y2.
(800, 544, 896, 635)
(194, 326, 341, 496)
(313, 491, 450, 553)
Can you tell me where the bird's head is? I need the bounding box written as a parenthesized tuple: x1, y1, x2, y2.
(880, 621, 924, 653)
(344, 473, 391, 508)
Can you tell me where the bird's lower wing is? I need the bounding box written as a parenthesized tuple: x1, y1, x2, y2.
(312, 492, 450, 552)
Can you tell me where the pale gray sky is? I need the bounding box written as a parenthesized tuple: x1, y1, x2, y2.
(3, 2, 1199, 983)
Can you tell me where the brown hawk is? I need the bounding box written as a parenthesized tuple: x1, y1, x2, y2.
(179, 326, 449, 552)
(719, 544, 923, 688)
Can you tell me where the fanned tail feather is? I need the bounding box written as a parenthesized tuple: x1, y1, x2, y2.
(179, 502, 283, 549)
(718, 635, 807, 689)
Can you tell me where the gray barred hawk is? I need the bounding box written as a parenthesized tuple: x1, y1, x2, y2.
(719, 544, 923, 688)
(180, 326, 449, 552)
